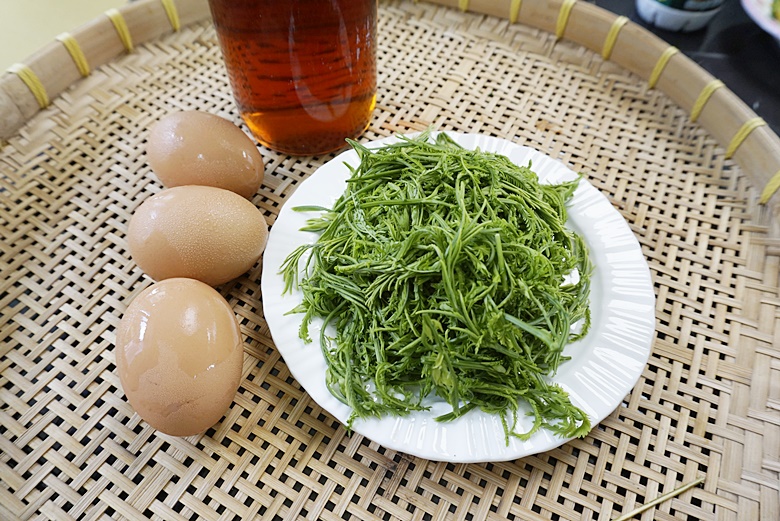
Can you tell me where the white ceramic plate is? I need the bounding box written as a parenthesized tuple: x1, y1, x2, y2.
(742, 0, 780, 43)
(261, 133, 655, 463)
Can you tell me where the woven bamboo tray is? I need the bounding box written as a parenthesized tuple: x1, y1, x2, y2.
(1, 0, 779, 519)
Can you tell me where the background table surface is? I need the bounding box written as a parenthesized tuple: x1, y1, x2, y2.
(0, 0, 124, 71)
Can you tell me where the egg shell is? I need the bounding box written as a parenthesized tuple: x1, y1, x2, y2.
(115, 278, 244, 437)
(147, 111, 264, 199)
(127, 185, 269, 286)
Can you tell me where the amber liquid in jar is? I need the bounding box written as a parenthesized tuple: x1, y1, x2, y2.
(208, 0, 377, 156)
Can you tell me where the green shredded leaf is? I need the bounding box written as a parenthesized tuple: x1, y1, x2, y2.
(282, 131, 593, 443)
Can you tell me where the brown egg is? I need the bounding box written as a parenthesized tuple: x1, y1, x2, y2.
(115, 278, 244, 436)
(127, 185, 269, 286)
(147, 111, 264, 199)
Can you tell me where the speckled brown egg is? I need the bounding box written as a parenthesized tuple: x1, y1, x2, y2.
(127, 185, 269, 286)
(147, 111, 264, 199)
(115, 278, 244, 437)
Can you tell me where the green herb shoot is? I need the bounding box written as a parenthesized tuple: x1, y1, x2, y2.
(281, 131, 593, 443)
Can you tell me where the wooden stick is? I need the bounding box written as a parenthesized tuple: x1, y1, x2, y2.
(611, 477, 706, 521)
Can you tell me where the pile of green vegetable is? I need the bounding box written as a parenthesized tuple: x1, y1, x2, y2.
(282, 131, 593, 442)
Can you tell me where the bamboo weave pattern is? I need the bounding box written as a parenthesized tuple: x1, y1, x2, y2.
(0, 2, 778, 520)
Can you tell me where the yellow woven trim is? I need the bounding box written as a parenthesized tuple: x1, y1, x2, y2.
(555, 0, 577, 40)
(510, 0, 522, 23)
(160, 0, 181, 32)
(759, 170, 780, 204)
(458, 0, 468, 11)
(689, 79, 724, 123)
(648, 46, 678, 89)
(725, 117, 765, 159)
(106, 8, 133, 52)
(56, 33, 90, 77)
(7, 63, 49, 108)
(601, 16, 628, 60)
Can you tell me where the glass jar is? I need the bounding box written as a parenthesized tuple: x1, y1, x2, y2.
(208, 0, 377, 155)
